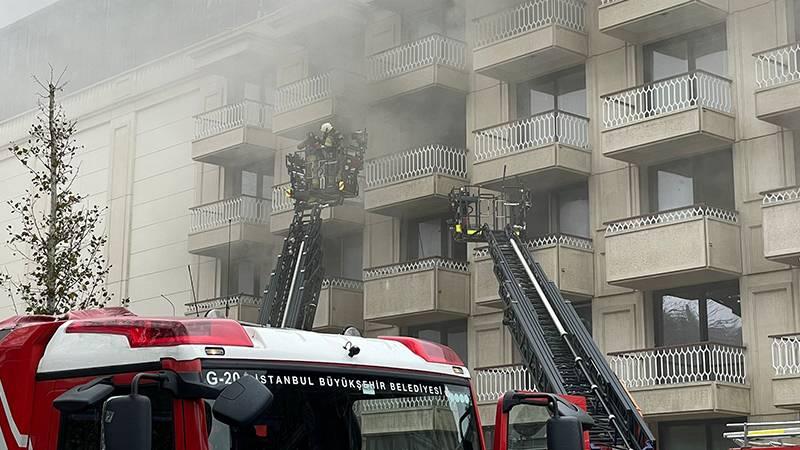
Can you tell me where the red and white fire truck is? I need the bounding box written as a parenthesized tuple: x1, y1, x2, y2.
(0, 307, 591, 450)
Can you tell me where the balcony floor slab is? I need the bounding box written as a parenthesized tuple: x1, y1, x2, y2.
(369, 64, 469, 104)
(192, 126, 276, 169)
(599, 0, 728, 44)
(365, 173, 466, 218)
(472, 143, 590, 192)
(188, 222, 272, 258)
(756, 81, 800, 129)
(628, 382, 750, 419)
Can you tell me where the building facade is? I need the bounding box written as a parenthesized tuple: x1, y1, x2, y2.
(1, 0, 800, 449)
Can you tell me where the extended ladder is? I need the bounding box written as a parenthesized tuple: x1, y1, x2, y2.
(448, 186, 655, 450)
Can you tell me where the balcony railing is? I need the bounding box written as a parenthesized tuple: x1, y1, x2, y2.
(474, 233, 592, 258)
(355, 397, 449, 413)
(321, 277, 364, 291)
(608, 342, 747, 389)
(473, 364, 535, 402)
(194, 100, 273, 140)
(189, 195, 270, 233)
(363, 257, 469, 281)
(763, 185, 800, 205)
(365, 145, 468, 189)
(601, 71, 733, 129)
(271, 183, 294, 214)
(275, 72, 332, 113)
(771, 333, 800, 376)
(474, 111, 590, 162)
(755, 43, 800, 89)
(185, 293, 260, 315)
(605, 204, 739, 235)
(474, 0, 586, 48)
(366, 33, 467, 81)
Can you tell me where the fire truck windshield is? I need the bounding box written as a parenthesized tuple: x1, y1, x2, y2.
(202, 367, 480, 450)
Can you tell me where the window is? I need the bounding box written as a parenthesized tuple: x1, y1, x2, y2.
(654, 281, 741, 347)
(404, 216, 467, 262)
(225, 169, 273, 199)
(570, 297, 592, 337)
(644, 24, 727, 82)
(323, 233, 364, 280)
(408, 320, 468, 365)
(58, 387, 174, 450)
(516, 66, 586, 117)
(648, 149, 734, 212)
(223, 259, 267, 297)
(526, 183, 590, 239)
(660, 419, 744, 450)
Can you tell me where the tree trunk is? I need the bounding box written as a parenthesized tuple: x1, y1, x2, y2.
(46, 84, 58, 313)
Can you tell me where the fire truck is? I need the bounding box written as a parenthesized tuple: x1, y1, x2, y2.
(0, 307, 593, 450)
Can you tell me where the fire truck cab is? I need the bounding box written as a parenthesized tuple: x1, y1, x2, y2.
(0, 308, 590, 450)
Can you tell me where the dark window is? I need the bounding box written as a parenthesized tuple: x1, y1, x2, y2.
(323, 233, 364, 280)
(516, 66, 586, 117)
(225, 169, 273, 199)
(58, 387, 174, 450)
(660, 419, 744, 450)
(223, 259, 267, 297)
(644, 24, 727, 82)
(526, 183, 590, 239)
(404, 216, 467, 262)
(648, 149, 734, 212)
(570, 297, 592, 337)
(654, 281, 742, 347)
(408, 320, 468, 365)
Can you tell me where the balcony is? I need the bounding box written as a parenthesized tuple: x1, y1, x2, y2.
(185, 294, 260, 322)
(187, 195, 272, 258)
(598, 0, 728, 44)
(473, 234, 594, 309)
(762, 186, 800, 266)
(366, 34, 469, 104)
(473, 0, 588, 82)
(604, 205, 742, 290)
(473, 111, 591, 190)
(770, 333, 800, 408)
(601, 71, 735, 166)
(192, 100, 276, 169)
(364, 145, 468, 217)
(270, 183, 365, 236)
(363, 257, 470, 326)
(473, 365, 534, 424)
(313, 278, 364, 333)
(608, 342, 750, 418)
(754, 44, 800, 128)
(272, 70, 365, 140)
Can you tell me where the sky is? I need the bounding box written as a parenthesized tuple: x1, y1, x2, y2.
(0, 0, 58, 29)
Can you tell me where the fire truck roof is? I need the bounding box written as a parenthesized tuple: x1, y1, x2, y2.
(12, 309, 469, 380)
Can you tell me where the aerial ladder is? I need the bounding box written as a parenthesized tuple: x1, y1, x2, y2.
(448, 185, 656, 450)
(258, 125, 367, 330)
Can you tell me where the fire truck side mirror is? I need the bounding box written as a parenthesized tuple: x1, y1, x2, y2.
(494, 392, 588, 450)
(212, 374, 273, 427)
(546, 415, 585, 450)
(101, 394, 152, 450)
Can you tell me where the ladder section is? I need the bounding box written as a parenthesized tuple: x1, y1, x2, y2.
(258, 206, 324, 330)
(486, 226, 654, 450)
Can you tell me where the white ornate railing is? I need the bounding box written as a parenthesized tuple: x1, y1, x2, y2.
(474, 233, 592, 258)
(185, 293, 260, 315)
(601, 71, 733, 129)
(356, 397, 450, 413)
(762, 186, 800, 205)
(366, 34, 467, 81)
(605, 204, 739, 235)
(608, 343, 747, 388)
(474, 111, 590, 162)
(754, 43, 800, 89)
(275, 72, 332, 113)
(599, 0, 623, 4)
(271, 183, 294, 214)
(474, 365, 535, 402)
(322, 277, 364, 291)
(474, 0, 586, 48)
(365, 145, 468, 189)
(194, 100, 272, 140)
(0, 52, 195, 143)
(771, 333, 800, 375)
(364, 257, 469, 281)
(189, 195, 270, 233)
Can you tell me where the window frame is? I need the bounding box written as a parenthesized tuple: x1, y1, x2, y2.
(643, 23, 728, 83)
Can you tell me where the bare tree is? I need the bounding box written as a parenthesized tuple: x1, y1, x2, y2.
(0, 69, 112, 315)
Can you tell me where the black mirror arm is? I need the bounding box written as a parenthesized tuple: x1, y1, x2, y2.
(131, 373, 168, 396)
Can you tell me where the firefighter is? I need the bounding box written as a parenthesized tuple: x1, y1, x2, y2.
(320, 122, 345, 192)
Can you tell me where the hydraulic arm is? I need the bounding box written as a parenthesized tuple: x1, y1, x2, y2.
(258, 126, 367, 330)
(449, 186, 655, 450)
